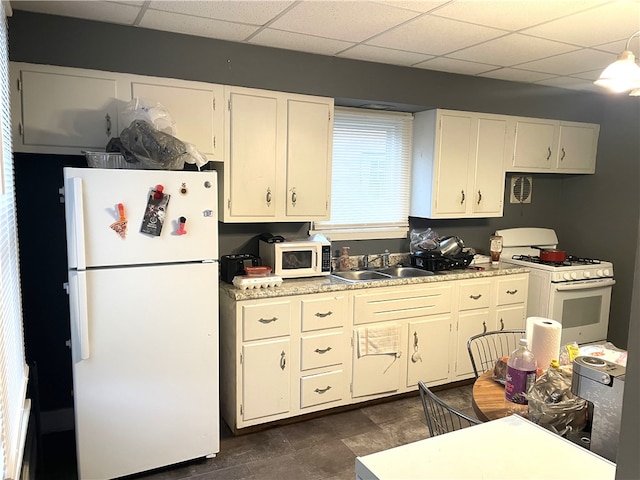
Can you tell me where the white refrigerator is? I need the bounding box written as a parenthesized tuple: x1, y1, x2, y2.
(63, 167, 220, 480)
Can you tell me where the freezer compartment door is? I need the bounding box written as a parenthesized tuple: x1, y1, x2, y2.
(64, 167, 218, 268)
(69, 262, 219, 479)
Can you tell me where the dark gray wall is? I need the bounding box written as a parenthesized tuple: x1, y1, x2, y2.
(8, 11, 639, 412)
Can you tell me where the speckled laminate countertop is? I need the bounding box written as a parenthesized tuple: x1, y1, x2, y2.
(219, 263, 529, 301)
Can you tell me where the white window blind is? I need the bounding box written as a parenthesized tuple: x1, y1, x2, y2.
(312, 107, 412, 240)
(0, 1, 30, 479)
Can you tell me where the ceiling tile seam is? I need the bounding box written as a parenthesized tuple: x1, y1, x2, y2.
(505, 47, 607, 73)
(132, 0, 151, 27)
(243, 0, 304, 42)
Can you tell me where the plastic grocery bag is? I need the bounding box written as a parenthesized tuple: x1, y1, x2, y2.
(120, 97, 176, 136)
(526, 360, 587, 436)
(409, 228, 439, 253)
(119, 120, 188, 170)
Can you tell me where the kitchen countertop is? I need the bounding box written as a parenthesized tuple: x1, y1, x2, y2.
(219, 263, 529, 301)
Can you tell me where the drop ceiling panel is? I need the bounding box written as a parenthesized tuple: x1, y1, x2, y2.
(522, 1, 640, 47)
(414, 57, 498, 75)
(249, 29, 354, 56)
(268, 1, 419, 43)
(449, 34, 579, 66)
(429, 0, 607, 31)
(479, 68, 556, 83)
(338, 45, 434, 67)
(139, 9, 259, 41)
(11, 0, 141, 25)
(148, 0, 295, 25)
(367, 14, 507, 55)
(516, 48, 616, 76)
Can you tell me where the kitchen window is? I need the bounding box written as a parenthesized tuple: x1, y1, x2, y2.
(0, 3, 30, 479)
(311, 107, 412, 241)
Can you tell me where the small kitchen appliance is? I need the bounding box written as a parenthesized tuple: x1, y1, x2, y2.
(259, 234, 331, 278)
(220, 253, 261, 283)
(496, 228, 615, 345)
(571, 356, 626, 462)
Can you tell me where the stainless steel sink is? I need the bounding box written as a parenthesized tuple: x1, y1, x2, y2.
(375, 266, 435, 278)
(331, 266, 435, 282)
(331, 270, 393, 281)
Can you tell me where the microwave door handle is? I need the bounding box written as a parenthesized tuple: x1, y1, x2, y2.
(554, 278, 616, 292)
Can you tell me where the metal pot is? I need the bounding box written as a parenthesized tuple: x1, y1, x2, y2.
(533, 246, 567, 263)
(438, 236, 464, 256)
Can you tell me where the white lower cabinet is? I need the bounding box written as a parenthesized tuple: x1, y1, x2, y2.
(242, 339, 291, 421)
(219, 271, 528, 431)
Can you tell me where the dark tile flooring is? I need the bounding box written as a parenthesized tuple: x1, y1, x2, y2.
(37, 383, 474, 480)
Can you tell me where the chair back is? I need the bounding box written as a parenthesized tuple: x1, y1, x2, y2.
(418, 381, 480, 437)
(467, 329, 525, 378)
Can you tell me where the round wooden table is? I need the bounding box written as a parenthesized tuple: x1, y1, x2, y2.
(471, 370, 515, 422)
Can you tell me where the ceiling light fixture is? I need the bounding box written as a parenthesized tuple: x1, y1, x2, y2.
(595, 30, 640, 94)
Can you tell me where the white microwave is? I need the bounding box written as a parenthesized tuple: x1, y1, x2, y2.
(259, 237, 332, 278)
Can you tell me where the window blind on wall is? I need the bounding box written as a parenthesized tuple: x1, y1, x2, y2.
(312, 107, 412, 240)
(0, 2, 30, 479)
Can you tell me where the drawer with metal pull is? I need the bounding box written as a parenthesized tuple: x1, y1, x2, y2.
(495, 274, 528, 306)
(300, 370, 344, 408)
(458, 280, 491, 311)
(300, 295, 347, 332)
(242, 301, 291, 341)
(300, 331, 344, 371)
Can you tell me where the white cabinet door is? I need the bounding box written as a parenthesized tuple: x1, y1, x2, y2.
(455, 309, 490, 379)
(226, 87, 280, 220)
(512, 118, 556, 170)
(556, 123, 598, 173)
(352, 324, 402, 398)
(129, 80, 224, 161)
(13, 65, 119, 152)
(472, 117, 507, 216)
(406, 316, 451, 387)
(285, 97, 332, 219)
(242, 338, 291, 421)
(433, 113, 472, 216)
(496, 304, 526, 331)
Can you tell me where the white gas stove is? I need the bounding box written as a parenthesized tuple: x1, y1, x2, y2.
(496, 228, 615, 345)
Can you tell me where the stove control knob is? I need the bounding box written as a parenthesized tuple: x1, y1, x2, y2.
(596, 269, 604, 277)
(601, 374, 611, 385)
(584, 271, 591, 278)
(603, 269, 611, 277)
(570, 272, 578, 280)
(563, 273, 572, 281)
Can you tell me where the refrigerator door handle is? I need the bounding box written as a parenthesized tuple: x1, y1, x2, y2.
(69, 177, 87, 270)
(76, 270, 91, 360)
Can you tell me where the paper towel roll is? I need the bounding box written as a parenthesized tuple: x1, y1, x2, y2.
(526, 317, 562, 370)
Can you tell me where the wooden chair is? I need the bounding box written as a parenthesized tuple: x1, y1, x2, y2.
(467, 329, 525, 379)
(418, 381, 480, 437)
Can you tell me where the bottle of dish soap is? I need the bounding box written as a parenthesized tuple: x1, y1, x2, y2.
(339, 246, 351, 271)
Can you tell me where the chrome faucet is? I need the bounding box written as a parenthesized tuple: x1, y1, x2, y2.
(363, 250, 390, 269)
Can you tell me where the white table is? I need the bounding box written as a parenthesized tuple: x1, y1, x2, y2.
(355, 415, 615, 480)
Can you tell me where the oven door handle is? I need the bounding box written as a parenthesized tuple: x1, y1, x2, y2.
(554, 278, 616, 291)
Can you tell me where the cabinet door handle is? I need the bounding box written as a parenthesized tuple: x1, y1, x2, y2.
(560, 147, 566, 161)
(482, 321, 487, 334)
(460, 190, 465, 204)
(105, 113, 112, 137)
(314, 386, 332, 394)
(546, 147, 552, 161)
(477, 190, 482, 205)
(500, 318, 505, 330)
(469, 294, 482, 300)
(506, 289, 518, 295)
(314, 347, 332, 354)
(280, 351, 286, 370)
(291, 188, 297, 206)
(266, 188, 272, 206)
(315, 311, 333, 318)
(258, 316, 277, 324)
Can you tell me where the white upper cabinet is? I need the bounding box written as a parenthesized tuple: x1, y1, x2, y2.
(11, 63, 120, 154)
(410, 109, 507, 219)
(127, 77, 225, 162)
(507, 116, 599, 174)
(220, 86, 333, 223)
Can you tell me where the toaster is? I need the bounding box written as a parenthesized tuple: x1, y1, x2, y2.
(220, 254, 261, 283)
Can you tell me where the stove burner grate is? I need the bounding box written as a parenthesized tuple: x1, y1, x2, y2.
(511, 254, 602, 267)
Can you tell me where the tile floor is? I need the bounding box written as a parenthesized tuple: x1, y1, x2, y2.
(38, 383, 474, 480)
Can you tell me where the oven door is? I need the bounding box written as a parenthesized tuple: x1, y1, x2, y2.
(548, 278, 616, 345)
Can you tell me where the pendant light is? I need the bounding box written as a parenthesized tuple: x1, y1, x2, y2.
(594, 30, 640, 94)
